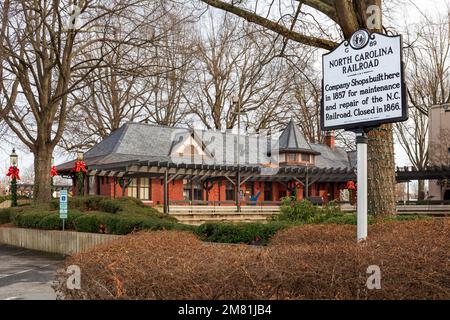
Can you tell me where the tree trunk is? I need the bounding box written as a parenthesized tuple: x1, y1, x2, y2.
(365, 1, 397, 216)
(33, 146, 53, 204)
(367, 124, 397, 216)
(418, 180, 425, 200)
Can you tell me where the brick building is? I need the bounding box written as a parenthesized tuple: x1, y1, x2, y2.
(57, 120, 356, 209)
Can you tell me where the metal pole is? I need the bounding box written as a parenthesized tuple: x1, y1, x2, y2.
(356, 132, 368, 242)
(305, 165, 309, 199)
(237, 101, 241, 213)
(163, 170, 168, 214)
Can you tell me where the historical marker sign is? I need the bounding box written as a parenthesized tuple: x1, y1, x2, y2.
(321, 29, 407, 131)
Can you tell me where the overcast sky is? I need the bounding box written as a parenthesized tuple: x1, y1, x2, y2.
(0, 0, 449, 175)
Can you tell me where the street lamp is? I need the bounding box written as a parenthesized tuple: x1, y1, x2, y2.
(75, 151, 85, 196)
(10, 148, 18, 167)
(77, 150, 84, 161)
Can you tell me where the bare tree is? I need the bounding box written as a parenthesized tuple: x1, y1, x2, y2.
(198, 0, 397, 216)
(188, 13, 296, 132)
(406, 11, 450, 115)
(62, 5, 196, 151)
(395, 108, 429, 199)
(395, 10, 449, 199)
(0, 0, 155, 202)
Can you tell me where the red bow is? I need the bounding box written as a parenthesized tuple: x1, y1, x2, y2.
(73, 161, 87, 173)
(7, 166, 21, 180)
(346, 181, 356, 190)
(51, 166, 58, 177)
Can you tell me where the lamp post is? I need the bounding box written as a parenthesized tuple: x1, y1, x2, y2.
(9, 149, 19, 207)
(51, 156, 55, 198)
(75, 151, 85, 196)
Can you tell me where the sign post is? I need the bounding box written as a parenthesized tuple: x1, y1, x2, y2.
(60, 190, 68, 231)
(321, 29, 408, 242)
(356, 132, 368, 241)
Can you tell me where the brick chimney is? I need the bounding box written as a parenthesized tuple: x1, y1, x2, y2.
(325, 131, 335, 149)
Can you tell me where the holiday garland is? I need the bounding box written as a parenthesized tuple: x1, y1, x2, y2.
(7, 166, 20, 207)
(50, 165, 58, 198)
(72, 161, 87, 196)
(346, 181, 356, 205)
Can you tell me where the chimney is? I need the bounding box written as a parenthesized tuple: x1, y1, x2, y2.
(325, 131, 335, 149)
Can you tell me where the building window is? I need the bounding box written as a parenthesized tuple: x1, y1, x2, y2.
(128, 179, 138, 198)
(225, 182, 235, 201)
(264, 182, 273, 201)
(289, 154, 297, 162)
(301, 154, 310, 163)
(183, 180, 203, 201)
(139, 178, 150, 200)
(245, 182, 255, 197)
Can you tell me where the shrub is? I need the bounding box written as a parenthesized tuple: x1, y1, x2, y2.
(38, 214, 62, 230)
(195, 222, 286, 245)
(321, 200, 343, 216)
(105, 216, 147, 235)
(323, 214, 359, 225)
(73, 213, 109, 233)
(98, 199, 121, 214)
(384, 214, 432, 222)
(14, 211, 53, 229)
(118, 197, 146, 208)
(66, 211, 84, 230)
(0, 208, 13, 224)
(0, 195, 28, 204)
(278, 198, 347, 224)
(50, 196, 110, 212)
(278, 197, 320, 223)
(104, 215, 189, 235)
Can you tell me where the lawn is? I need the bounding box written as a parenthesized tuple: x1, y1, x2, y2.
(54, 219, 450, 300)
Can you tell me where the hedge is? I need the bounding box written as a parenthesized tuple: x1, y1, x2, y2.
(0, 208, 13, 224)
(49, 196, 159, 216)
(0, 195, 29, 204)
(194, 222, 287, 245)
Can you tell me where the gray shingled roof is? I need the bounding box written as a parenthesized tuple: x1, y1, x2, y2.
(57, 122, 353, 171)
(278, 119, 318, 154)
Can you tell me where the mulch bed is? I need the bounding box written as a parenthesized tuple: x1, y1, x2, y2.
(55, 219, 450, 300)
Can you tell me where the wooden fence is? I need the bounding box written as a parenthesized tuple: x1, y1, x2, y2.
(0, 227, 122, 255)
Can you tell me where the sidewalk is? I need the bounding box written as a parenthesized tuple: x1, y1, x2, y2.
(0, 245, 64, 300)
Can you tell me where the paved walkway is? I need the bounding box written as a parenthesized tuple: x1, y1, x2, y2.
(0, 245, 64, 300)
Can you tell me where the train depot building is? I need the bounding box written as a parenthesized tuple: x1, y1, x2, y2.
(57, 120, 357, 210)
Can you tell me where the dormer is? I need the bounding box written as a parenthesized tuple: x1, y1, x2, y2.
(277, 119, 320, 166)
(169, 130, 213, 163)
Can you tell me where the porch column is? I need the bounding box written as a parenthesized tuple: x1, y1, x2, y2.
(163, 170, 169, 214)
